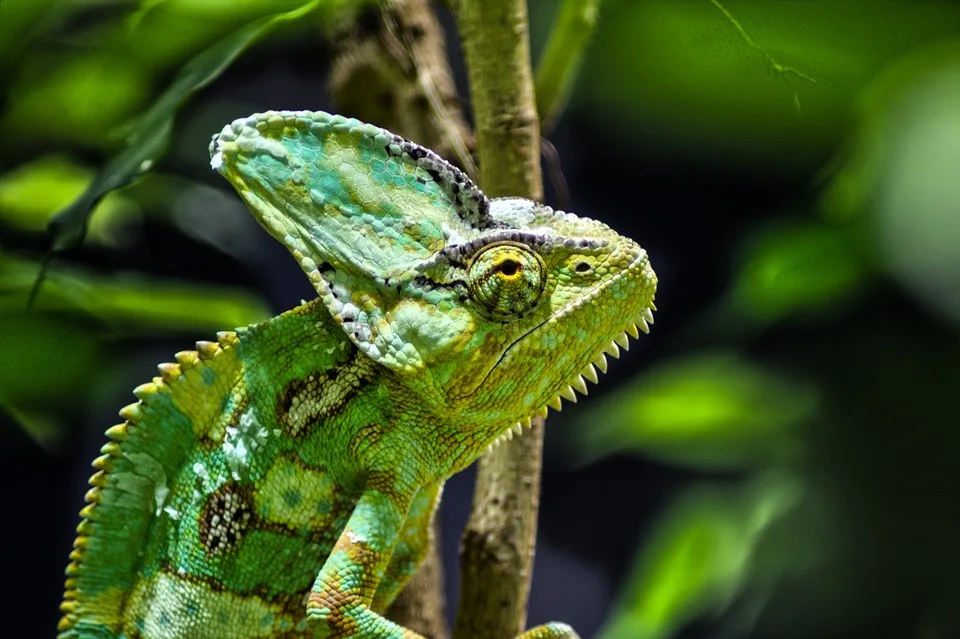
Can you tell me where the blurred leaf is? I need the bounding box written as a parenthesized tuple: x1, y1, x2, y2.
(2, 53, 150, 147)
(0, 252, 271, 445)
(29, 0, 321, 304)
(2, 256, 271, 331)
(123, 0, 326, 69)
(0, 0, 58, 71)
(0, 156, 139, 246)
(0, 312, 101, 448)
(579, 0, 960, 167)
(598, 476, 803, 639)
(0, 394, 63, 449)
(822, 42, 960, 325)
(732, 221, 866, 320)
(0, 313, 99, 404)
(579, 351, 816, 470)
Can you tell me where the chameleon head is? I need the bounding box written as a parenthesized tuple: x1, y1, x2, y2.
(428, 198, 657, 434)
(210, 111, 656, 448)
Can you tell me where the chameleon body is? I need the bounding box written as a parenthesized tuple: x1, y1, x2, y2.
(58, 111, 657, 639)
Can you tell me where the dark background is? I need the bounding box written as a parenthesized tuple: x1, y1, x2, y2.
(1, 1, 959, 638)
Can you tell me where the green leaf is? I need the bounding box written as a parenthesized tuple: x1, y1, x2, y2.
(821, 42, 960, 324)
(598, 477, 802, 639)
(0, 312, 101, 449)
(579, 351, 817, 470)
(732, 221, 866, 320)
(0, 0, 58, 71)
(2, 256, 272, 332)
(0, 156, 138, 245)
(2, 52, 150, 148)
(29, 0, 321, 303)
(534, 0, 603, 130)
(0, 255, 272, 446)
(0, 313, 100, 405)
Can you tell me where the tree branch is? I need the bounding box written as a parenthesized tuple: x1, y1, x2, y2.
(453, 1, 545, 638)
(328, 2, 479, 636)
(455, 0, 542, 201)
(329, 0, 474, 173)
(386, 519, 449, 639)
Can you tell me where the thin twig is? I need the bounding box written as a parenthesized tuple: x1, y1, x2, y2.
(709, 0, 815, 121)
(534, 0, 602, 132)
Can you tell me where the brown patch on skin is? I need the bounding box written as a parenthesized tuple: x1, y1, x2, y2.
(308, 595, 363, 636)
(349, 423, 384, 459)
(277, 354, 378, 437)
(191, 453, 358, 563)
(305, 533, 382, 636)
(366, 469, 402, 495)
(306, 581, 364, 636)
(198, 482, 255, 555)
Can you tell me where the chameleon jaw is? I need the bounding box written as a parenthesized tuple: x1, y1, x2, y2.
(485, 302, 655, 451)
(486, 290, 657, 453)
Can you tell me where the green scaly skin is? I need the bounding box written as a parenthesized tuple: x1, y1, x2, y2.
(58, 111, 658, 639)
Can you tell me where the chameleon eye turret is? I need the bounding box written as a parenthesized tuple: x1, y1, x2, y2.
(59, 111, 655, 639)
(467, 243, 547, 319)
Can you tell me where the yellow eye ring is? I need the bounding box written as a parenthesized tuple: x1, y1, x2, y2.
(496, 259, 522, 278)
(468, 243, 546, 320)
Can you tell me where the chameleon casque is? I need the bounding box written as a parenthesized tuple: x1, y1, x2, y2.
(58, 111, 657, 639)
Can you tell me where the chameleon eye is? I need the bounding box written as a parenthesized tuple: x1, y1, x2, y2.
(497, 259, 520, 277)
(468, 244, 546, 320)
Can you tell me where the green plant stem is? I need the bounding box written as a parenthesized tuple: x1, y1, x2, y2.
(535, 0, 601, 132)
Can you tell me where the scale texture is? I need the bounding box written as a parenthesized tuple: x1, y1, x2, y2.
(58, 111, 658, 639)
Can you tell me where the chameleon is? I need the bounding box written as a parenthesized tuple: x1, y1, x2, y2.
(58, 110, 658, 639)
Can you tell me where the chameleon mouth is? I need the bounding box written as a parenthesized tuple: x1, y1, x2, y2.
(485, 251, 656, 450)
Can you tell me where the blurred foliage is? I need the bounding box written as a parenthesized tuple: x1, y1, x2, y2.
(581, 351, 815, 471)
(579, 1, 960, 166)
(730, 220, 868, 322)
(0, 0, 363, 446)
(0, 256, 271, 330)
(599, 475, 802, 639)
(0, 0, 958, 637)
(0, 156, 138, 245)
(23, 0, 323, 263)
(569, 3, 960, 638)
(0, 255, 271, 448)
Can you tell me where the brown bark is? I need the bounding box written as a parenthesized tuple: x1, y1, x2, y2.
(329, 0, 474, 173)
(453, 1, 545, 638)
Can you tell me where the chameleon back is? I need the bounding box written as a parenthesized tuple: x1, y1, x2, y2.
(59, 302, 382, 637)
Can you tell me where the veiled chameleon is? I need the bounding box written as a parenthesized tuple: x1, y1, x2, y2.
(58, 111, 657, 638)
